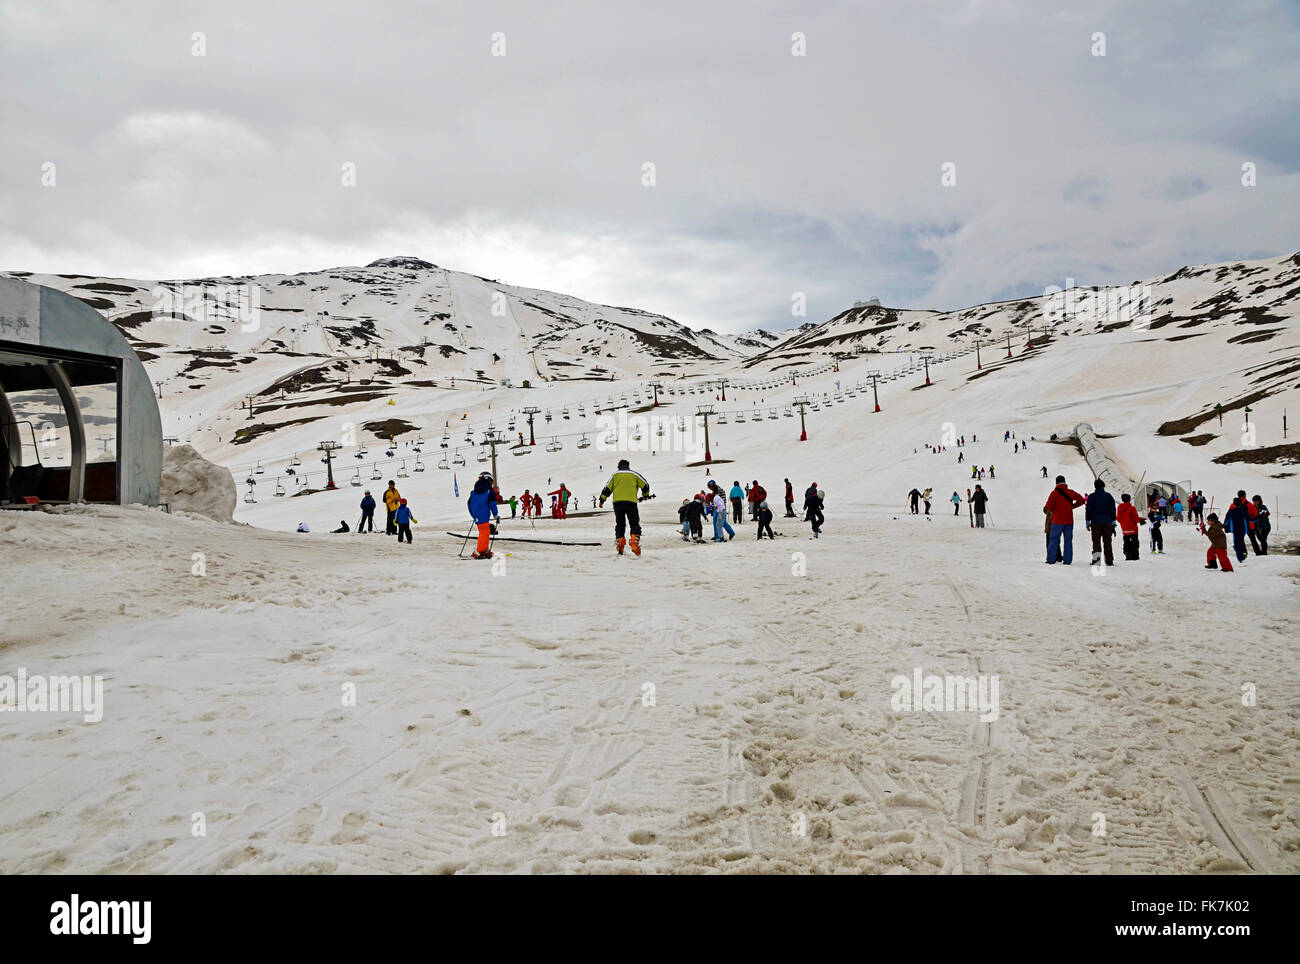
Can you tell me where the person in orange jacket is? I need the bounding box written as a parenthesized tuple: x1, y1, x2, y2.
(1043, 475, 1086, 564)
(1116, 492, 1144, 560)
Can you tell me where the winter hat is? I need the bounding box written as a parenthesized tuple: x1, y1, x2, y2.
(1207, 512, 1219, 522)
(1055, 475, 1066, 484)
(399, 498, 407, 504)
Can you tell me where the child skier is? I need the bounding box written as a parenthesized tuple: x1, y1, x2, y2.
(394, 498, 416, 544)
(1203, 513, 1233, 572)
(467, 472, 499, 559)
(1147, 507, 1164, 554)
(756, 499, 775, 540)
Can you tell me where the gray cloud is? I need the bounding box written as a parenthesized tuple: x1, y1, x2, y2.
(1, 0, 1297, 332)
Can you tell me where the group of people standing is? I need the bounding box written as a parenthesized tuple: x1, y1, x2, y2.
(677, 477, 824, 543)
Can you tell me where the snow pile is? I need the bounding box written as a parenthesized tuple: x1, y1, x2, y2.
(160, 444, 236, 522)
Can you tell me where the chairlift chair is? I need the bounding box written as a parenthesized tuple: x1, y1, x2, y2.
(716, 412, 728, 424)
(577, 434, 591, 449)
(414, 458, 426, 473)
(291, 453, 301, 466)
(350, 469, 362, 486)
(274, 479, 286, 497)
(437, 455, 450, 470)
(244, 483, 257, 504)
(440, 435, 450, 448)
(735, 411, 746, 423)
(397, 461, 410, 478)
(453, 451, 466, 466)
(371, 465, 383, 480)
(255, 460, 264, 474)
(752, 409, 763, 420)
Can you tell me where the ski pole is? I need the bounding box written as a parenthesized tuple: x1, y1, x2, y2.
(457, 522, 474, 557)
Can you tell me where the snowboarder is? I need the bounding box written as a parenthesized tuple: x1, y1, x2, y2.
(1044, 475, 1086, 565)
(467, 471, 499, 559)
(1204, 513, 1233, 572)
(359, 490, 376, 532)
(729, 481, 744, 524)
(1117, 493, 1142, 560)
(599, 459, 650, 555)
(971, 485, 988, 527)
(394, 498, 416, 544)
(1084, 479, 1116, 566)
(383, 480, 401, 535)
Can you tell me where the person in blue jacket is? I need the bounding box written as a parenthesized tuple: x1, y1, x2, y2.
(467, 471, 500, 559)
(359, 490, 377, 532)
(1084, 479, 1117, 566)
(394, 498, 415, 544)
(729, 481, 744, 525)
(1223, 492, 1251, 562)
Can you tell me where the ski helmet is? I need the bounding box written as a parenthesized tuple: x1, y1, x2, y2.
(479, 471, 493, 482)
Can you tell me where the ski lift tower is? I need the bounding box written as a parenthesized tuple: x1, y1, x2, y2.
(521, 406, 541, 446)
(921, 354, 934, 386)
(482, 429, 504, 489)
(713, 378, 729, 402)
(648, 380, 663, 407)
(317, 441, 340, 490)
(695, 404, 715, 463)
(793, 395, 811, 441)
(868, 371, 882, 412)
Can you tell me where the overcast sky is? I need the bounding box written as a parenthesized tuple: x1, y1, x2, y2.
(2, 0, 1298, 332)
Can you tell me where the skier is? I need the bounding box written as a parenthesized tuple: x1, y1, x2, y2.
(678, 499, 692, 541)
(1204, 513, 1234, 572)
(921, 487, 933, 515)
(394, 498, 416, 544)
(709, 487, 735, 542)
(784, 478, 796, 517)
(509, 494, 518, 518)
(1043, 475, 1086, 565)
(988, 465, 995, 479)
(533, 492, 542, 517)
(957, 451, 964, 464)
(805, 482, 825, 538)
(907, 487, 921, 514)
(1252, 495, 1271, 554)
(756, 499, 775, 540)
(684, 494, 707, 542)
(383, 480, 402, 535)
(951, 491, 961, 516)
(1147, 507, 1165, 554)
(1117, 493, 1142, 560)
(971, 485, 988, 527)
(729, 480, 744, 524)
(1084, 479, 1116, 566)
(467, 471, 499, 559)
(359, 490, 376, 532)
(599, 459, 650, 555)
(1041, 466, 1048, 478)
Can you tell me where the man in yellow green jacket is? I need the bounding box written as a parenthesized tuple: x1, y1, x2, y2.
(599, 459, 650, 556)
(383, 480, 402, 535)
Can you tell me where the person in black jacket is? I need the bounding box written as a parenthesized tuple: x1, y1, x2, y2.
(1252, 495, 1271, 554)
(971, 485, 989, 527)
(332, 519, 350, 533)
(804, 482, 824, 537)
(1084, 479, 1117, 566)
(683, 494, 706, 542)
(756, 499, 775, 540)
(1223, 493, 1251, 562)
(784, 478, 795, 517)
(358, 490, 377, 532)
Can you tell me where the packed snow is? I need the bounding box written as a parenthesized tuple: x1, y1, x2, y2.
(2, 252, 1298, 874)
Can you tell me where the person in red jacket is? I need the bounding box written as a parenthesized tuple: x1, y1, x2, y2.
(532, 492, 542, 516)
(1044, 475, 1086, 564)
(747, 479, 767, 521)
(1116, 492, 1144, 561)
